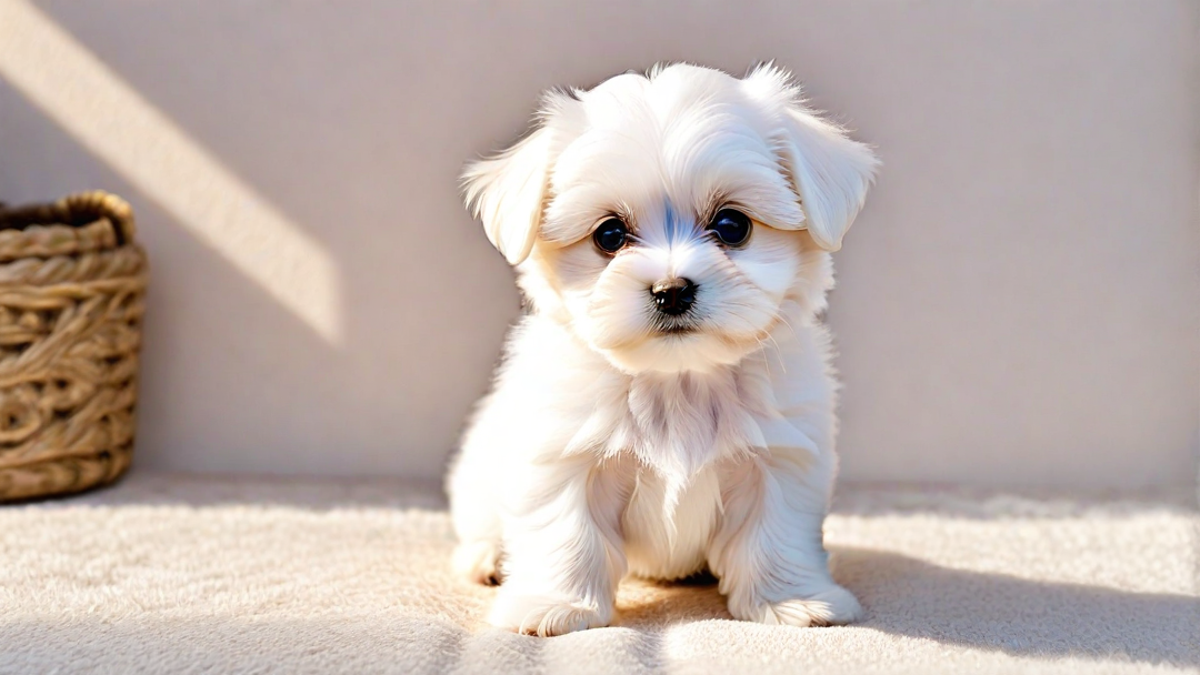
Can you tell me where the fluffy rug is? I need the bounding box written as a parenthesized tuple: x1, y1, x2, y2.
(1, 471, 1195, 674)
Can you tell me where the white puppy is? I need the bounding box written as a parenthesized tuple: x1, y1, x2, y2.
(448, 63, 878, 636)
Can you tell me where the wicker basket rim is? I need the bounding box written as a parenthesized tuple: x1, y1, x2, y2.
(0, 191, 137, 247)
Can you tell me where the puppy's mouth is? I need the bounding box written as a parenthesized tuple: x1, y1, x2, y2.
(653, 320, 699, 336)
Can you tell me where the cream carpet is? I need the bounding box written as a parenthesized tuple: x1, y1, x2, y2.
(1, 471, 1196, 674)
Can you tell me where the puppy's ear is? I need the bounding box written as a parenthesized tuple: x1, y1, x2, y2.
(746, 65, 879, 251)
(462, 122, 555, 266)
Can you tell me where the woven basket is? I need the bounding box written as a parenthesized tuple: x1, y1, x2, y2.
(0, 191, 147, 502)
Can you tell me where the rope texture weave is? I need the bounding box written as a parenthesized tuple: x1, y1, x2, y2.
(0, 192, 147, 501)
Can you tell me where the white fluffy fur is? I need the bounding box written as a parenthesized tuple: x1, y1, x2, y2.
(449, 63, 879, 636)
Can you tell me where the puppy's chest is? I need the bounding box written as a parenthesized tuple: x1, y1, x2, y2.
(622, 464, 722, 580)
(606, 370, 759, 485)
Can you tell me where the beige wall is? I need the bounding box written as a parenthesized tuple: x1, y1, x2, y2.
(1, 0, 1196, 487)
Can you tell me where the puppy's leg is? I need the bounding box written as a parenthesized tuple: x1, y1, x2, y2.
(490, 456, 631, 636)
(448, 447, 504, 585)
(449, 508, 503, 587)
(709, 454, 861, 627)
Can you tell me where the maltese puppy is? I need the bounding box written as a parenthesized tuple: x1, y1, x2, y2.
(448, 63, 878, 636)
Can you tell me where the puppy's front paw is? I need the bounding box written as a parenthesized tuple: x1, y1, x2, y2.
(489, 590, 608, 636)
(733, 584, 862, 627)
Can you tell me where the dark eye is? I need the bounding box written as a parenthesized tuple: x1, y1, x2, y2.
(592, 217, 629, 253)
(707, 208, 752, 247)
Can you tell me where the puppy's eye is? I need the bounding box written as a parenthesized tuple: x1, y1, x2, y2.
(592, 217, 629, 254)
(707, 208, 752, 247)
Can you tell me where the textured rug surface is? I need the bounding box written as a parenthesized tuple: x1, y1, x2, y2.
(1, 471, 1196, 674)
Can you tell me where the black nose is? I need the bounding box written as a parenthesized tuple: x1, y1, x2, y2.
(651, 278, 697, 316)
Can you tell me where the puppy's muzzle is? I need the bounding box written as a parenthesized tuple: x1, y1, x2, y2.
(651, 278, 697, 317)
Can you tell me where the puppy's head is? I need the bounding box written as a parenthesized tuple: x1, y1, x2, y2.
(464, 63, 878, 374)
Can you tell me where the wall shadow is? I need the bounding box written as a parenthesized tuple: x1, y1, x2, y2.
(30, 468, 449, 512)
(0, 78, 350, 475)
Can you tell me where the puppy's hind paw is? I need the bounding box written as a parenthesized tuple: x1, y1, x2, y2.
(489, 590, 608, 636)
(452, 540, 501, 586)
(737, 584, 862, 627)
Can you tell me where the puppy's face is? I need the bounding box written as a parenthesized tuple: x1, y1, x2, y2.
(465, 64, 878, 374)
